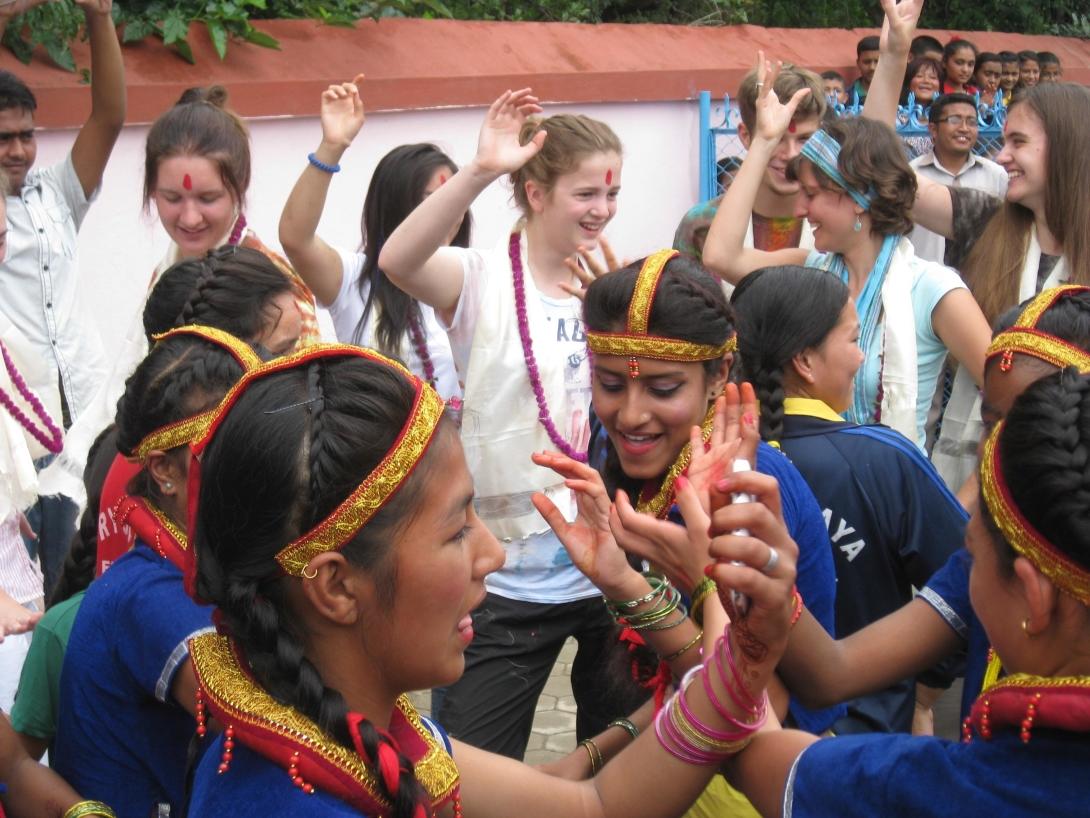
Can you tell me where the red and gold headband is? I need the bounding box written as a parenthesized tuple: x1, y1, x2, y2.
(980, 420, 1090, 605)
(986, 285, 1090, 375)
(585, 249, 736, 378)
(132, 326, 264, 461)
(190, 344, 445, 578)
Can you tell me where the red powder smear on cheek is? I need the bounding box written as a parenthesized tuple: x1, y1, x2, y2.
(183, 174, 193, 190)
(605, 169, 613, 185)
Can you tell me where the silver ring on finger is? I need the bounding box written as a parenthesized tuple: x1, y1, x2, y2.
(761, 546, 779, 574)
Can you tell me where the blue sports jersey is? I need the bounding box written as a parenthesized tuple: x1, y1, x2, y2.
(53, 543, 214, 817)
(780, 402, 967, 732)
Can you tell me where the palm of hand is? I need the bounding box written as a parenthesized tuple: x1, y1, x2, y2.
(321, 97, 364, 145)
(478, 114, 530, 174)
(564, 494, 628, 585)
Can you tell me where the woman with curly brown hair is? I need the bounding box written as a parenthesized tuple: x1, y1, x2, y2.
(704, 56, 990, 449)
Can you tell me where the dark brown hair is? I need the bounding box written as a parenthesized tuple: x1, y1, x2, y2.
(788, 117, 916, 236)
(143, 85, 251, 210)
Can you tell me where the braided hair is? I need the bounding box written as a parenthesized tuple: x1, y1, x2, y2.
(143, 246, 293, 342)
(731, 266, 850, 443)
(984, 368, 1090, 576)
(47, 424, 118, 607)
(583, 254, 734, 499)
(193, 357, 445, 818)
(115, 334, 247, 503)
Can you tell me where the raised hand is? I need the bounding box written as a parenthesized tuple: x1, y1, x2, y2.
(752, 52, 813, 144)
(879, 0, 923, 57)
(611, 475, 713, 594)
(473, 88, 545, 177)
(531, 450, 639, 596)
(560, 236, 624, 300)
(0, 0, 51, 20)
(319, 74, 366, 150)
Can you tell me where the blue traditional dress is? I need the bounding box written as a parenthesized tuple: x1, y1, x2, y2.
(53, 499, 213, 818)
(785, 673, 1090, 817)
(187, 632, 460, 817)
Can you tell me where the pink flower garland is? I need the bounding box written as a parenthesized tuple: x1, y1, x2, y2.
(509, 230, 587, 463)
(227, 212, 247, 247)
(0, 340, 63, 454)
(406, 314, 437, 388)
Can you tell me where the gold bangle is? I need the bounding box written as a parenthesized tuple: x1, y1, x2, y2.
(579, 737, 604, 774)
(663, 629, 703, 662)
(690, 577, 716, 628)
(63, 802, 117, 818)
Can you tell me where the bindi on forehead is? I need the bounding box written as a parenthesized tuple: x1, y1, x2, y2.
(183, 174, 192, 191)
(605, 169, 613, 185)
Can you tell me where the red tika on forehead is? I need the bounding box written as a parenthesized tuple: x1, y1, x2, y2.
(183, 173, 193, 191)
(788, 122, 797, 134)
(605, 169, 613, 185)
(438, 174, 447, 185)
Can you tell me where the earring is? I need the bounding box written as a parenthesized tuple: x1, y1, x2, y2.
(1022, 617, 1031, 634)
(163, 481, 173, 491)
(301, 563, 318, 580)
(853, 216, 863, 232)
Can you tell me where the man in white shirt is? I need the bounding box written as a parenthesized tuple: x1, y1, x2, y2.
(909, 93, 1007, 265)
(0, 0, 125, 595)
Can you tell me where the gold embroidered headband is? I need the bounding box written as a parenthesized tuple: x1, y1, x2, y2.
(585, 249, 736, 378)
(133, 326, 264, 461)
(190, 344, 446, 578)
(986, 286, 1090, 374)
(980, 420, 1090, 605)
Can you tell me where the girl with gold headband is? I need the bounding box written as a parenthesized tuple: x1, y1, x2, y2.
(184, 343, 799, 815)
(532, 253, 841, 739)
(722, 366, 1090, 817)
(703, 15, 992, 451)
(93, 246, 302, 577)
(51, 326, 260, 817)
(770, 286, 1090, 733)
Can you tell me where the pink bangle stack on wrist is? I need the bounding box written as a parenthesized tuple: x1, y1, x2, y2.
(654, 635, 768, 764)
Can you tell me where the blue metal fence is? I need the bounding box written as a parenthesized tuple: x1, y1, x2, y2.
(698, 90, 1008, 203)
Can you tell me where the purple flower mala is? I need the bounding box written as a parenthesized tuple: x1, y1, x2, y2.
(0, 340, 63, 454)
(509, 230, 587, 463)
(407, 314, 437, 388)
(227, 212, 247, 247)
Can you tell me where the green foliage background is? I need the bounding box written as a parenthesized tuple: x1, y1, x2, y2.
(3, 0, 1086, 72)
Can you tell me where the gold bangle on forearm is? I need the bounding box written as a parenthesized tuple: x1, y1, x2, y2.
(579, 737, 604, 774)
(663, 629, 704, 662)
(63, 801, 117, 818)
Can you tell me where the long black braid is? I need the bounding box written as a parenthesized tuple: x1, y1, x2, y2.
(194, 358, 444, 818)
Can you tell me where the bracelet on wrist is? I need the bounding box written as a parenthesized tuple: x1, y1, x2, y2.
(579, 737, 604, 774)
(63, 801, 117, 818)
(608, 717, 640, 739)
(307, 152, 341, 174)
(663, 629, 703, 662)
(789, 585, 803, 627)
(690, 576, 716, 628)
